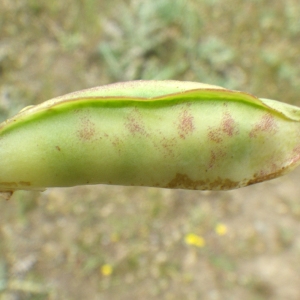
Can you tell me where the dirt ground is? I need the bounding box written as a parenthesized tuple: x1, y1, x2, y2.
(1, 1, 300, 299)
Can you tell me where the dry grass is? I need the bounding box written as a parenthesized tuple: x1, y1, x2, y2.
(1, 0, 300, 299)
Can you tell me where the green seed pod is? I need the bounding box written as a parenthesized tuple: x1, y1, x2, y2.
(1, 80, 300, 196)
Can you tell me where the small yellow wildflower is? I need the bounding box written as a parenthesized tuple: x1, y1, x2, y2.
(110, 232, 120, 243)
(184, 233, 205, 247)
(101, 264, 113, 276)
(215, 223, 228, 236)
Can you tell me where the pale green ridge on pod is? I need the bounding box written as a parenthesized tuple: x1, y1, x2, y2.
(1, 80, 300, 194)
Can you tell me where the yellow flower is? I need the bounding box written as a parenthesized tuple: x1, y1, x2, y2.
(184, 233, 205, 247)
(101, 264, 113, 276)
(215, 223, 227, 236)
(110, 232, 120, 243)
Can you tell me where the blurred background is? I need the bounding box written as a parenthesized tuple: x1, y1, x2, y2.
(1, 0, 300, 299)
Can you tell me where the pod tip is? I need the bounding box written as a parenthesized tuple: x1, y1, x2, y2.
(0, 192, 13, 201)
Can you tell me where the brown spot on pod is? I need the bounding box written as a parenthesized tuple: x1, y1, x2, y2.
(110, 136, 124, 155)
(249, 113, 278, 138)
(0, 182, 18, 188)
(222, 111, 238, 136)
(77, 114, 96, 141)
(247, 166, 287, 186)
(208, 149, 226, 169)
(177, 108, 195, 139)
(166, 173, 205, 189)
(208, 128, 223, 143)
(208, 110, 238, 143)
(125, 108, 147, 136)
(166, 173, 239, 190)
(160, 137, 177, 158)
